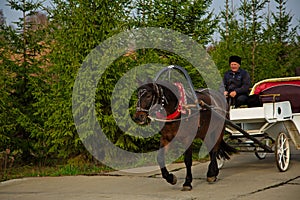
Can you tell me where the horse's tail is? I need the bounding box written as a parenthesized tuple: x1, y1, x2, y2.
(218, 139, 237, 160)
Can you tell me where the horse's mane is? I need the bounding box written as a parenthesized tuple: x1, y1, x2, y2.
(155, 80, 180, 98)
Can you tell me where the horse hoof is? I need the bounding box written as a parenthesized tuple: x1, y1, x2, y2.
(171, 174, 177, 185)
(167, 174, 177, 185)
(207, 176, 217, 183)
(182, 185, 192, 191)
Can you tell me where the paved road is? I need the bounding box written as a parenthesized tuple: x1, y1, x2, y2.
(1, 150, 299, 200)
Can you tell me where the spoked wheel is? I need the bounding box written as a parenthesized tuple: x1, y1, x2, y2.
(275, 132, 290, 172)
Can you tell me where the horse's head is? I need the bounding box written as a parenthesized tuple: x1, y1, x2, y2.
(134, 83, 159, 125)
(134, 81, 180, 124)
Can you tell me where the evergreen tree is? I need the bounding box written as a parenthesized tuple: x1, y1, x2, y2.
(0, 0, 47, 163)
(0, 10, 5, 25)
(34, 0, 133, 159)
(238, 0, 269, 82)
(209, 0, 245, 77)
(209, 0, 300, 83)
(257, 0, 299, 79)
(134, 0, 218, 45)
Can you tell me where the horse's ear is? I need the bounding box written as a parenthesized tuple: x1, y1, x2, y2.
(147, 77, 154, 86)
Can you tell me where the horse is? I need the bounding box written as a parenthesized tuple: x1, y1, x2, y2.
(134, 81, 236, 191)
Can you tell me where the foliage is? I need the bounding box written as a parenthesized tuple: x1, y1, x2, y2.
(0, 0, 48, 164)
(33, 0, 133, 160)
(0, 0, 299, 173)
(209, 0, 300, 84)
(133, 0, 218, 45)
(1, 162, 112, 182)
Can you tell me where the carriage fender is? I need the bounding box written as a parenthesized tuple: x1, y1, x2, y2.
(264, 101, 292, 123)
(284, 115, 300, 150)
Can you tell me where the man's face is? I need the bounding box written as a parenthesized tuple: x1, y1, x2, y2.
(230, 62, 240, 72)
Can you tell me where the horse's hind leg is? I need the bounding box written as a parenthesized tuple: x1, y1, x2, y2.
(182, 146, 193, 191)
(207, 150, 219, 183)
(157, 142, 177, 185)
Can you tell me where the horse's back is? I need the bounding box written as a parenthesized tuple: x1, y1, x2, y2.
(191, 88, 226, 141)
(195, 88, 227, 110)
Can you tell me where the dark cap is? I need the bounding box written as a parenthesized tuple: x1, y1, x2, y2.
(229, 56, 241, 65)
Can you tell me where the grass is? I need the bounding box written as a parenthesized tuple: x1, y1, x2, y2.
(1, 163, 113, 182)
(1, 141, 209, 182)
(1, 153, 209, 182)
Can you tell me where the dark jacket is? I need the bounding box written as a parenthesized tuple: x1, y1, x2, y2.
(223, 68, 251, 95)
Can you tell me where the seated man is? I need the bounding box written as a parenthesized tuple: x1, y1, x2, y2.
(222, 55, 251, 108)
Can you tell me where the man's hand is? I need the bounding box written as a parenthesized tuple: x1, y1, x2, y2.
(224, 91, 228, 97)
(229, 91, 237, 98)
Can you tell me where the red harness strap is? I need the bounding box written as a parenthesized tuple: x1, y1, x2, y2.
(156, 82, 187, 120)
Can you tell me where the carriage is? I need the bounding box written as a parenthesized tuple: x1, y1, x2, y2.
(223, 76, 300, 172)
(134, 65, 300, 190)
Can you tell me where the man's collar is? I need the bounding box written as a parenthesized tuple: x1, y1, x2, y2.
(230, 69, 241, 74)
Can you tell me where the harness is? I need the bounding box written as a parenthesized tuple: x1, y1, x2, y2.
(136, 66, 227, 123)
(155, 82, 187, 120)
(137, 82, 191, 122)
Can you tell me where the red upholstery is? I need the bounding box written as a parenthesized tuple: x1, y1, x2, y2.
(260, 84, 300, 113)
(250, 77, 300, 113)
(253, 80, 300, 95)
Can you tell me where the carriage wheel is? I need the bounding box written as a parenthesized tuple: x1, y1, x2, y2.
(275, 132, 290, 172)
(254, 138, 271, 160)
(255, 149, 266, 160)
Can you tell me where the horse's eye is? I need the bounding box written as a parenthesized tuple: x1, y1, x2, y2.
(146, 94, 152, 99)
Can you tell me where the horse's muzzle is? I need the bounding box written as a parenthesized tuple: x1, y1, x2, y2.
(134, 111, 149, 125)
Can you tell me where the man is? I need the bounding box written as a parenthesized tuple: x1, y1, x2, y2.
(223, 55, 251, 108)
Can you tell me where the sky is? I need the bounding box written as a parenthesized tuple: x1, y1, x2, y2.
(0, 0, 299, 28)
(210, 0, 300, 28)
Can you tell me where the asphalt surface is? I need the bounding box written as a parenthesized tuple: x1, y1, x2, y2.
(1, 150, 299, 200)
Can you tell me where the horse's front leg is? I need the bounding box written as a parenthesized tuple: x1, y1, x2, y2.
(182, 146, 193, 191)
(157, 142, 177, 185)
(206, 150, 219, 183)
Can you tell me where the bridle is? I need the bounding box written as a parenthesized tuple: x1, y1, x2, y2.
(136, 83, 168, 115)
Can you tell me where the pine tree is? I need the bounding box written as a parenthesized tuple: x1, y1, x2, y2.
(0, 0, 47, 163)
(271, 0, 299, 75)
(210, 0, 299, 85)
(257, 0, 300, 79)
(34, 0, 133, 159)
(0, 10, 5, 25)
(239, 0, 269, 82)
(134, 0, 218, 45)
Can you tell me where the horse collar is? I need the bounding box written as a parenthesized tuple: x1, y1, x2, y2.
(156, 82, 187, 120)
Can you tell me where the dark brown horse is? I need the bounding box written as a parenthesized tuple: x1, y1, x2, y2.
(134, 81, 236, 191)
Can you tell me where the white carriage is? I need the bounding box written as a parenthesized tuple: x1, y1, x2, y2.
(224, 77, 300, 172)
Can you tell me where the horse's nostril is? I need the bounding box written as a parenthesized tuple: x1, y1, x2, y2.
(134, 112, 148, 124)
(139, 114, 146, 121)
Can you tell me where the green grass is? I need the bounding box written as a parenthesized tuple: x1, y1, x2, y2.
(1, 164, 113, 182)
(1, 140, 209, 182)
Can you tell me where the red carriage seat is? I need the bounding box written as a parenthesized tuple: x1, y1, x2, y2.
(250, 77, 300, 113)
